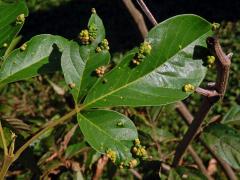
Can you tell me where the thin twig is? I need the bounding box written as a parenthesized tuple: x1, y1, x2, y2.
(187, 146, 214, 180)
(0, 121, 8, 156)
(136, 0, 158, 26)
(92, 155, 109, 180)
(123, 0, 148, 38)
(129, 169, 142, 179)
(176, 102, 237, 180)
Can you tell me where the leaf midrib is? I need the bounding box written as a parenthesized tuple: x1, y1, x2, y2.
(79, 113, 130, 151)
(83, 29, 211, 108)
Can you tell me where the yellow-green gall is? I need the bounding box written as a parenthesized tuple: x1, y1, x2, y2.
(91, 8, 96, 14)
(20, 43, 27, 51)
(100, 39, 110, 50)
(129, 159, 138, 168)
(106, 149, 117, 163)
(212, 22, 220, 31)
(79, 29, 90, 45)
(132, 59, 140, 65)
(95, 66, 106, 77)
(134, 138, 141, 146)
(183, 84, 195, 92)
(139, 41, 152, 56)
(119, 162, 124, 169)
(89, 24, 97, 41)
(136, 146, 147, 157)
(207, 55, 216, 64)
(117, 121, 124, 127)
(132, 146, 138, 153)
(2, 43, 8, 48)
(68, 83, 76, 89)
(16, 14, 25, 25)
(96, 46, 102, 53)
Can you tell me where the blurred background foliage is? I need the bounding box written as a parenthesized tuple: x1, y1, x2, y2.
(0, 0, 240, 179)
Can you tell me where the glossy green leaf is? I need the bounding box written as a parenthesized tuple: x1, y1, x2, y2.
(61, 41, 110, 103)
(83, 14, 212, 108)
(0, 34, 69, 85)
(77, 110, 138, 164)
(222, 105, 240, 124)
(0, 0, 28, 56)
(201, 124, 240, 169)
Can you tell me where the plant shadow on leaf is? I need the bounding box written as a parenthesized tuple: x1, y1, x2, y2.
(37, 43, 62, 74)
(193, 45, 209, 62)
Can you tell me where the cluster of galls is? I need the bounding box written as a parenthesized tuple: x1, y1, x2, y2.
(95, 66, 106, 77)
(207, 55, 216, 68)
(132, 41, 152, 65)
(106, 149, 117, 163)
(131, 138, 147, 158)
(183, 83, 195, 93)
(16, 14, 25, 25)
(212, 22, 220, 31)
(96, 39, 110, 53)
(106, 149, 139, 169)
(20, 43, 27, 51)
(119, 159, 138, 169)
(79, 24, 97, 45)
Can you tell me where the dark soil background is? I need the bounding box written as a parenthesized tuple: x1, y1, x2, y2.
(21, 0, 240, 52)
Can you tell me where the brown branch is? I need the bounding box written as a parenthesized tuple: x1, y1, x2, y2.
(136, 0, 157, 26)
(127, 1, 236, 179)
(122, 0, 148, 38)
(172, 37, 231, 167)
(187, 146, 214, 180)
(176, 102, 237, 180)
(92, 155, 109, 180)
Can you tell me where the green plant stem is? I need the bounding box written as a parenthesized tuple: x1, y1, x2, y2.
(0, 121, 8, 156)
(14, 105, 83, 161)
(0, 155, 14, 180)
(3, 36, 22, 59)
(0, 105, 83, 179)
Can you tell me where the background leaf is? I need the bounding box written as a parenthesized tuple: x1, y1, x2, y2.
(0, 34, 68, 85)
(221, 105, 240, 124)
(83, 14, 212, 108)
(77, 110, 138, 164)
(167, 169, 181, 180)
(201, 124, 240, 169)
(176, 167, 208, 180)
(0, 0, 28, 57)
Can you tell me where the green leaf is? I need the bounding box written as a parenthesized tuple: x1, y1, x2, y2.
(77, 110, 138, 164)
(0, 34, 69, 85)
(83, 14, 212, 108)
(88, 11, 105, 46)
(167, 169, 181, 180)
(201, 124, 240, 169)
(61, 12, 110, 102)
(0, 0, 28, 57)
(61, 41, 110, 103)
(176, 167, 208, 180)
(64, 142, 87, 159)
(221, 105, 240, 124)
